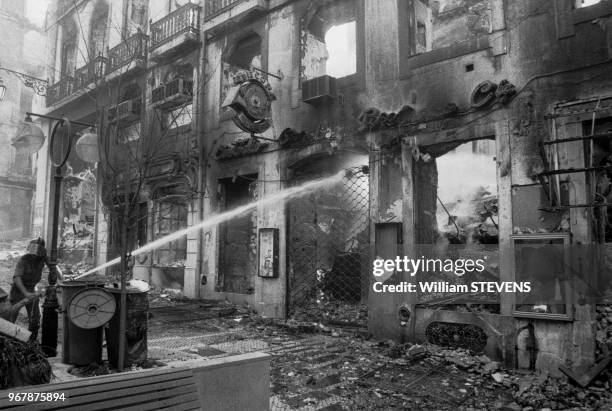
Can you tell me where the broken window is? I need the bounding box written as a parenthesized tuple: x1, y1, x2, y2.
(575, 0, 601, 8)
(221, 34, 262, 105)
(218, 175, 258, 294)
(415, 139, 500, 309)
(431, 139, 498, 245)
(407, 0, 491, 56)
(125, 0, 148, 36)
(226, 34, 262, 70)
(586, 117, 612, 242)
(154, 201, 187, 266)
(416, 21, 427, 53)
(60, 19, 78, 77)
(89, 0, 109, 58)
(301, 0, 357, 81)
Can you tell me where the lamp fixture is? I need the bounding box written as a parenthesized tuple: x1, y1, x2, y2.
(75, 127, 100, 163)
(12, 113, 46, 153)
(15, 112, 97, 158)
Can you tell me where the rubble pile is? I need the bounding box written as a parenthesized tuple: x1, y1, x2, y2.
(378, 342, 612, 410)
(596, 304, 612, 359)
(514, 373, 612, 410)
(0, 238, 29, 290)
(147, 286, 185, 307)
(290, 301, 367, 328)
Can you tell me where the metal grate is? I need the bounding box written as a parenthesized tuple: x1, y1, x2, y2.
(287, 166, 370, 325)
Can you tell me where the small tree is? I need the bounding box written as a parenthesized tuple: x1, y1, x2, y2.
(56, 4, 215, 370)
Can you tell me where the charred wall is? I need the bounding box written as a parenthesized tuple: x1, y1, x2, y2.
(366, 0, 612, 374)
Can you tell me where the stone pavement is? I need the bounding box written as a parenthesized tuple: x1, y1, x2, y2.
(8, 295, 612, 410)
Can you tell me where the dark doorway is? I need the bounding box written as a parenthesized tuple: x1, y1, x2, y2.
(218, 174, 258, 294)
(287, 158, 369, 326)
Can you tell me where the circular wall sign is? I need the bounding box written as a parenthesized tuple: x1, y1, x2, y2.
(50, 117, 72, 167)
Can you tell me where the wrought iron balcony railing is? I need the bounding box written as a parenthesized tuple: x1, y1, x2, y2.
(74, 56, 107, 91)
(150, 3, 201, 50)
(46, 76, 74, 106)
(107, 31, 148, 74)
(205, 0, 243, 19)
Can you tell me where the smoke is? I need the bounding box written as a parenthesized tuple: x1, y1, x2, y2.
(435, 144, 497, 234)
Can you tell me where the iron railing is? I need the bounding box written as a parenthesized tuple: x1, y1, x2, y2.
(46, 76, 74, 106)
(74, 56, 107, 91)
(205, 0, 243, 19)
(107, 31, 148, 74)
(150, 3, 201, 50)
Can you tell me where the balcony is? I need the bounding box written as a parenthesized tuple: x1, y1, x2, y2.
(74, 56, 107, 91)
(203, 0, 268, 33)
(106, 31, 148, 79)
(150, 3, 201, 60)
(46, 76, 74, 107)
(205, 0, 243, 17)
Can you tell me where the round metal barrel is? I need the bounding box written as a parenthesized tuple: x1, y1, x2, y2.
(105, 286, 149, 369)
(60, 281, 105, 366)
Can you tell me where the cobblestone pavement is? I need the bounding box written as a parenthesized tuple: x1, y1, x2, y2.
(145, 302, 612, 411)
(2, 247, 610, 411)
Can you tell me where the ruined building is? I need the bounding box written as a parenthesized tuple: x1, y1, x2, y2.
(0, 1, 46, 239)
(36, 0, 612, 374)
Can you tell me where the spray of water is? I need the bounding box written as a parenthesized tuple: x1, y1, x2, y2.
(74, 170, 347, 279)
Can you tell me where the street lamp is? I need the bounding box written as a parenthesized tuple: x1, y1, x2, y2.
(12, 113, 46, 153)
(17, 112, 96, 357)
(75, 128, 100, 163)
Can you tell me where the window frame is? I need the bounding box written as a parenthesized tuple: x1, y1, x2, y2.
(299, 0, 366, 89)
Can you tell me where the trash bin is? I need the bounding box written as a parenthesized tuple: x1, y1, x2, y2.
(60, 281, 105, 366)
(105, 281, 149, 369)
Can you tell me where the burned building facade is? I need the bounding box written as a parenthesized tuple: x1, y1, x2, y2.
(0, 2, 46, 240)
(365, 0, 612, 375)
(36, 0, 612, 374)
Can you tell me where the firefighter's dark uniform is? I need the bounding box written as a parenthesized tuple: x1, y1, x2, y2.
(9, 240, 49, 341)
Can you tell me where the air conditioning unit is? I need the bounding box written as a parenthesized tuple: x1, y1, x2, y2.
(116, 98, 142, 123)
(151, 85, 165, 105)
(302, 75, 337, 105)
(151, 78, 193, 108)
(164, 78, 193, 104)
(107, 98, 142, 124)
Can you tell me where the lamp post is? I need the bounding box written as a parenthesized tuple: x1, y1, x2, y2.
(16, 112, 96, 357)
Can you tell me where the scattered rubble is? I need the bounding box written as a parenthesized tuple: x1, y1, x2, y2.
(596, 304, 612, 360)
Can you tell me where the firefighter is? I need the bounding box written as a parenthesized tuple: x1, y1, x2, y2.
(9, 238, 55, 342)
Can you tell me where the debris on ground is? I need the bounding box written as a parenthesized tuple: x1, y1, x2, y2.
(0, 335, 52, 388)
(596, 304, 612, 360)
(290, 301, 367, 328)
